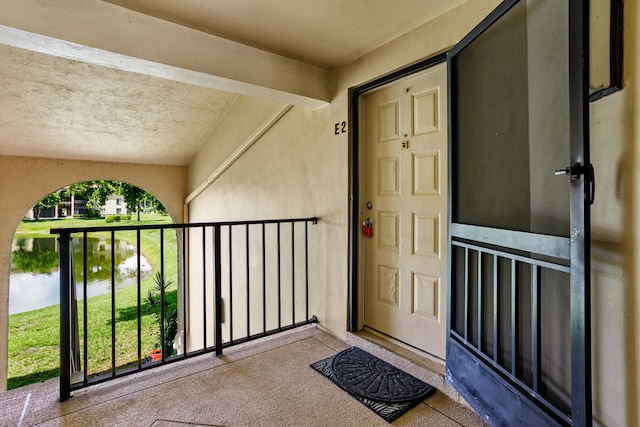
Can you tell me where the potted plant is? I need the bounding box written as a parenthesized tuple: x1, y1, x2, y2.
(149, 348, 162, 362)
(146, 272, 178, 361)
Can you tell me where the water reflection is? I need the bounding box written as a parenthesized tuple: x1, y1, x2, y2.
(9, 236, 152, 314)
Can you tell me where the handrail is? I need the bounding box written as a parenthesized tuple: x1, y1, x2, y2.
(54, 216, 318, 401)
(50, 216, 318, 235)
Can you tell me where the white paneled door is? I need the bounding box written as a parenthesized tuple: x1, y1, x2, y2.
(362, 63, 447, 359)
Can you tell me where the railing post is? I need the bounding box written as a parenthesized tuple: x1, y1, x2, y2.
(214, 225, 223, 355)
(59, 233, 71, 402)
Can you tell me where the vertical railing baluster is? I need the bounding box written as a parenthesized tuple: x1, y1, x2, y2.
(110, 230, 116, 377)
(511, 259, 517, 376)
(160, 229, 165, 361)
(214, 225, 223, 355)
(202, 226, 207, 349)
(291, 222, 295, 324)
(532, 265, 541, 392)
(305, 221, 309, 322)
(262, 223, 266, 334)
(493, 255, 499, 363)
(182, 227, 187, 355)
(136, 229, 141, 369)
(463, 248, 469, 341)
(277, 222, 282, 330)
(229, 225, 233, 343)
(83, 232, 88, 385)
(477, 251, 483, 351)
(59, 232, 71, 402)
(70, 240, 80, 382)
(246, 224, 250, 338)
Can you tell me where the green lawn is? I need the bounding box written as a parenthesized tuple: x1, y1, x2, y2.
(8, 214, 177, 389)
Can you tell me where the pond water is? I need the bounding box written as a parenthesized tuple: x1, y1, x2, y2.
(9, 236, 152, 315)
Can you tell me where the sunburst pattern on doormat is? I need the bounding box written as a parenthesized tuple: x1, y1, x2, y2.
(310, 347, 435, 423)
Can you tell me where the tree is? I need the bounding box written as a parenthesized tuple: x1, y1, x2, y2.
(65, 180, 119, 214)
(34, 192, 60, 220)
(86, 180, 118, 211)
(64, 182, 94, 201)
(119, 182, 146, 221)
(35, 181, 166, 222)
(151, 196, 167, 215)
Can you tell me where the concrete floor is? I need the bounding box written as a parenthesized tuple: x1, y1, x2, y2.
(0, 326, 487, 426)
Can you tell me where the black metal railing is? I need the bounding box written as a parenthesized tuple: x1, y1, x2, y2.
(51, 217, 318, 402)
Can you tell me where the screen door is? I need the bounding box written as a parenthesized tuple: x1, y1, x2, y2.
(446, 0, 593, 425)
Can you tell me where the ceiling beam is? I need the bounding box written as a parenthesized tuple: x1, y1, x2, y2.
(0, 0, 330, 110)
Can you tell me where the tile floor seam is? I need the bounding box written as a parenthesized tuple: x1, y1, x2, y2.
(423, 401, 467, 426)
(0, 393, 30, 407)
(149, 419, 222, 426)
(308, 335, 346, 353)
(0, 393, 31, 427)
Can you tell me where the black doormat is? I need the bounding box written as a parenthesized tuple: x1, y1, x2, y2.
(310, 347, 435, 423)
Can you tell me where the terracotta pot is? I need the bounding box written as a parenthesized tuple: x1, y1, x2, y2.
(150, 349, 162, 362)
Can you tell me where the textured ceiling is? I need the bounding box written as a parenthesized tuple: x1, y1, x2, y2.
(0, 0, 466, 166)
(0, 44, 238, 165)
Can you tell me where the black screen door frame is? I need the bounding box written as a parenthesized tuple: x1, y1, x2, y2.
(446, 0, 592, 426)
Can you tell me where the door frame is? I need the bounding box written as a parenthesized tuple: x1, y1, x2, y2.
(347, 52, 447, 332)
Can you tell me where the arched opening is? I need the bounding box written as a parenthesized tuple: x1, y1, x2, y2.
(0, 157, 188, 391)
(7, 180, 178, 389)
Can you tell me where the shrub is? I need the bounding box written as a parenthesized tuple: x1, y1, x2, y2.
(105, 214, 132, 223)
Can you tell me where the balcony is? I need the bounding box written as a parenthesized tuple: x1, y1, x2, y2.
(2, 217, 486, 425)
(0, 325, 486, 426)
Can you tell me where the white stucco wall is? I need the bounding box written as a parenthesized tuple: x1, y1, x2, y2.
(0, 156, 187, 390)
(185, 0, 640, 425)
(187, 96, 343, 339)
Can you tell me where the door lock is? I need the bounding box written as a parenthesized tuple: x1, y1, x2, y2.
(555, 163, 595, 205)
(362, 218, 373, 238)
(554, 163, 585, 180)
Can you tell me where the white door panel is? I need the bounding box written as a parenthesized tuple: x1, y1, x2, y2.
(362, 63, 447, 358)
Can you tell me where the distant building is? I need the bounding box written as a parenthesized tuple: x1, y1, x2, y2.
(100, 194, 128, 216)
(25, 191, 125, 219)
(60, 193, 90, 217)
